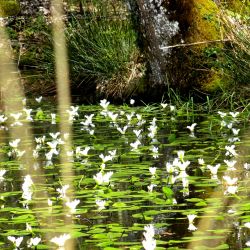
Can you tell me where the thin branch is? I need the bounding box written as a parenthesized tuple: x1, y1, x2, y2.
(160, 39, 230, 50)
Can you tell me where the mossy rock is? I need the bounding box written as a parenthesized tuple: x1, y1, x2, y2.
(167, 0, 226, 94)
(187, 0, 220, 45)
(0, 0, 20, 17)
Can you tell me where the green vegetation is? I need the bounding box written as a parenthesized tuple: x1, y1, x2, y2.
(1, 0, 249, 107)
(66, 13, 143, 99)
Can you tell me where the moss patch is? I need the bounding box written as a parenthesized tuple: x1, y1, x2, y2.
(187, 0, 220, 44)
(0, 0, 20, 17)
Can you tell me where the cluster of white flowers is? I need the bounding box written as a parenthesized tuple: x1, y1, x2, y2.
(8, 138, 26, 159)
(148, 118, 157, 139)
(223, 176, 238, 195)
(165, 150, 190, 196)
(93, 171, 113, 185)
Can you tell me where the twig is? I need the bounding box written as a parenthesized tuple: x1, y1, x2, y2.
(160, 39, 230, 50)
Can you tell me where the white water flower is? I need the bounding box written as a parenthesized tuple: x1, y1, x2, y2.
(35, 96, 43, 103)
(57, 184, 70, 199)
(75, 146, 91, 158)
(10, 112, 23, 126)
(81, 114, 95, 127)
(228, 137, 240, 143)
(16, 150, 25, 158)
(188, 223, 197, 231)
(8, 236, 23, 248)
(244, 222, 250, 228)
(49, 132, 60, 139)
(136, 113, 142, 120)
(22, 175, 33, 201)
(207, 164, 221, 175)
(0, 169, 6, 179)
(28, 237, 41, 247)
(181, 176, 189, 189)
(218, 111, 227, 118)
(50, 234, 71, 249)
(187, 214, 197, 231)
(0, 114, 7, 123)
(177, 150, 185, 162)
(225, 145, 238, 157)
(117, 125, 128, 135)
(151, 146, 158, 154)
(220, 120, 227, 127)
(187, 215, 197, 223)
(244, 163, 250, 170)
(51, 113, 56, 124)
(108, 150, 116, 159)
(225, 185, 238, 195)
(246, 241, 250, 247)
(93, 171, 113, 185)
(26, 223, 32, 232)
(169, 105, 175, 112)
(148, 121, 157, 138)
(166, 162, 175, 174)
(96, 199, 106, 210)
(142, 224, 156, 250)
(99, 153, 113, 163)
(142, 237, 156, 250)
(149, 167, 157, 176)
(198, 158, 205, 165)
(33, 149, 39, 159)
(48, 198, 53, 206)
(10, 112, 22, 120)
(107, 112, 118, 122)
(227, 123, 233, 129)
(130, 99, 135, 105)
(148, 184, 157, 192)
(9, 138, 21, 148)
(35, 135, 46, 144)
(187, 123, 197, 133)
(66, 106, 79, 121)
(232, 128, 240, 135)
(47, 141, 59, 155)
(229, 111, 239, 118)
(161, 103, 168, 109)
(178, 161, 190, 171)
(223, 176, 238, 186)
(130, 140, 141, 150)
(65, 199, 80, 214)
(224, 160, 237, 170)
(23, 108, 33, 121)
(133, 129, 142, 138)
(100, 99, 110, 110)
(126, 112, 135, 122)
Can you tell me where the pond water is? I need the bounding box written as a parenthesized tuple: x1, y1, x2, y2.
(0, 98, 249, 250)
